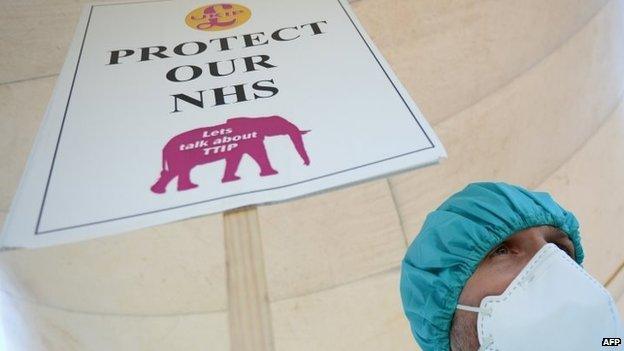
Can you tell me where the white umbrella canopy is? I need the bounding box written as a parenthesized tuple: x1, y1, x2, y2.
(1, 0, 624, 350)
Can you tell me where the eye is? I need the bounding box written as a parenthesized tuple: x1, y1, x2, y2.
(488, 244, 510, 258)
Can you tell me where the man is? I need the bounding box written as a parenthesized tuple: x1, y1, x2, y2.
(400, 182, 623, 351)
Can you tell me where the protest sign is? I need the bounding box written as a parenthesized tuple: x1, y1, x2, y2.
(1, 0, 445, 248)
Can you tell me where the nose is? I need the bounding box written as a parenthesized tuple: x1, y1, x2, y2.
(525, 237, 548, 255)
(515, 229, 550, 264)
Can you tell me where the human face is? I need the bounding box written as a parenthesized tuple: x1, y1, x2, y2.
(450, 226, 576, 351)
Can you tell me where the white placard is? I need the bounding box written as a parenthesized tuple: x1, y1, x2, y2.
(1, 0, 446, 248)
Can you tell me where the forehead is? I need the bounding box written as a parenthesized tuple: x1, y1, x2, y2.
(505, 225, 569, 242)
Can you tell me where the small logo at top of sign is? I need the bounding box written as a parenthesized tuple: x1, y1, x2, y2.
(150, 115, 311, 194)
(185, 3, 251, 31)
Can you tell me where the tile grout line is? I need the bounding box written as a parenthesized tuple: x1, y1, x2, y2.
(0, 73, 59, 86)
(385, 178, 409, 248)
(0, 288, 227, 317)
(605, 259, 624, 297)
(272, 266, 401, 304)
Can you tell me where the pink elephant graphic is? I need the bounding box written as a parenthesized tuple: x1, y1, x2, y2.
(150, 115, 311, 194)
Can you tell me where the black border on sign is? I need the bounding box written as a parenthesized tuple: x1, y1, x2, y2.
(35, 0, 437, 235)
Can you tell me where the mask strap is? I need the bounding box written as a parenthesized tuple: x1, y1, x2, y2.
(456, 304, 481, 313)
(457, 304, 493, 317)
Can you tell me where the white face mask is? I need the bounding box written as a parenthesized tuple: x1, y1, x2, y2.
(456, 243, 624, 351)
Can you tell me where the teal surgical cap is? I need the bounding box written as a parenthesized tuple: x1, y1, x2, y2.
(399, 182, 583, 351)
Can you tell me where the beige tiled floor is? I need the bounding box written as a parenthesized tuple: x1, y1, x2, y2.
(258, 179, 405, 301)
(271, 269, 413, 351)
(540, 99, 624, 285)
(0, 77, 56, 210)
(1, 0, 624, 350)
(0, 215, 227, 315)
(390, 0, 624, 242)
(0, 293, 229, 351)
(352, 0, 609, 124)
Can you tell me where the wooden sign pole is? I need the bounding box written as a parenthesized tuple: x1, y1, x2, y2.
(224, 206, 275, 351)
